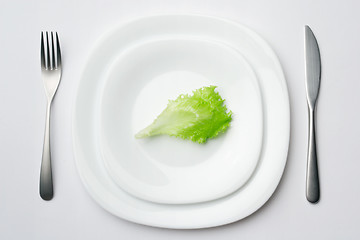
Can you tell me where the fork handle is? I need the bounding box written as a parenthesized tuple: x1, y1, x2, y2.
(40, 102, 53, 200)
(306, 107, 320, 203)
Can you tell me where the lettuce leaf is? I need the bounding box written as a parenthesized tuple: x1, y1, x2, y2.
(135, 86, 232, 143)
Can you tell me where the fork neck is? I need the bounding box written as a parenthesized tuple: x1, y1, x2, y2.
(45, 92, 55, 103)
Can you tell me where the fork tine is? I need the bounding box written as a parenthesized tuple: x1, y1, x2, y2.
(51, 32, 55, 69)
(55, 32, 61, 69)
(41, 32, 46, 69)
(46, 32, 50, 69)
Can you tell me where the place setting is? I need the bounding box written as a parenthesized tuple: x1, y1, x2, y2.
(39, 14, 322, 229)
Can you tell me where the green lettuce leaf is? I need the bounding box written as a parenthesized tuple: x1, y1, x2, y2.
(135, 86, 232, 144)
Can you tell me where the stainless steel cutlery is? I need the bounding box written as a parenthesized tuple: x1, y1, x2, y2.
(39, 32, 62, 200)
(36, 26, 320, 205)
(304, 25, 321, 203)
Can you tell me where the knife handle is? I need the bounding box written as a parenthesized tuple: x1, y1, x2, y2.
(306, 107, 320, 203)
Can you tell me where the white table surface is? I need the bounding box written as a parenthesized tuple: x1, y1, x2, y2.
(1, 0, 359, 239)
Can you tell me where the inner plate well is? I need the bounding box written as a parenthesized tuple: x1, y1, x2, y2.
(99, 39, 263, 204)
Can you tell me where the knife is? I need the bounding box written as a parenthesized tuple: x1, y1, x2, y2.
(304, 25, 321, 203)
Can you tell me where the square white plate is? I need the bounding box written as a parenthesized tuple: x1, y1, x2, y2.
(73, 14, 290, 229)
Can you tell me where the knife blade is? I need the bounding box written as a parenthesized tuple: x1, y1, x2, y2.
(304, 25, 321, 203)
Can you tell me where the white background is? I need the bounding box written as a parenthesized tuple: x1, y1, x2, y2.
(1, 0, 359, 239)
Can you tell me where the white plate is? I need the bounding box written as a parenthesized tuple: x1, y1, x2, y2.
(99, 38, 263, 204)
(73, 15, 290, 229)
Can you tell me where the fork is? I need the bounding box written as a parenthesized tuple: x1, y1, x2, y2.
(39, 32, 62, 200)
